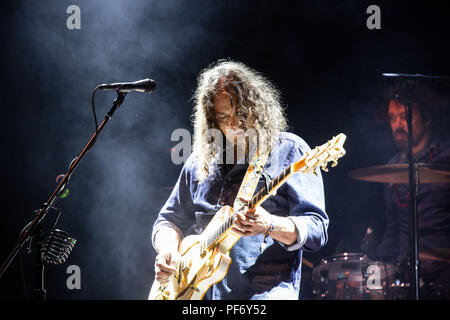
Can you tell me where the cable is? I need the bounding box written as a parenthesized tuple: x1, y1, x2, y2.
(91, 86, 101, 133)
(18, 222, 33, 300)
(19, 251, 29, 300)
(87, 86, 102, 152)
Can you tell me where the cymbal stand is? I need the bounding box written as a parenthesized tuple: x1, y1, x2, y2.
(402, 78, 420, 300)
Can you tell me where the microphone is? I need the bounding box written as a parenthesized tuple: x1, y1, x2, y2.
(98, 78, 157, 94)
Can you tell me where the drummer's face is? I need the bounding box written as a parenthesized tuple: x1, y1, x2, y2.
(388, 100, 429, 151)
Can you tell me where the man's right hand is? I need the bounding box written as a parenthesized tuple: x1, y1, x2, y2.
(154, 250, 181, 283)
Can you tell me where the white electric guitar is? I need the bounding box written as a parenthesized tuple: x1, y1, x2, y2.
(148, 133, 347, 300)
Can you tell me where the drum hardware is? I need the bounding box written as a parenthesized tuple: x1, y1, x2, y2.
(312, 252, 413, 300)
(349, 161, 450, 299)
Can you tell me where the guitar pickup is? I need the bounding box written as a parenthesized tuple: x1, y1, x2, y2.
(261, 170, 273, 195)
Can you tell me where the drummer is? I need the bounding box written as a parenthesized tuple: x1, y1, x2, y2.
(365, 81, 450, 299)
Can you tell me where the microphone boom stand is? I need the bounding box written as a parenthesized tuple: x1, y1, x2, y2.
(0, 91, 128, 299)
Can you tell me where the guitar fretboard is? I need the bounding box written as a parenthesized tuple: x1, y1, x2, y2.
(247, 165, 292, 209)
(204, 165, 293, 248)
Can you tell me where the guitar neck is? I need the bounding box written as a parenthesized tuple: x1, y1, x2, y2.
(201, 132, 346, 253)
(247, 164, 295, 209)
(204, 163, 297, 248)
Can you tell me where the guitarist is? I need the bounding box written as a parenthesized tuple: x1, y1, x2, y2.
(151, 59, 329, 299)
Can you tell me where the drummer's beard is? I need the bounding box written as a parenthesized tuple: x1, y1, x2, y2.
(393, 129, 409, 151)
(393, 128, 427, 153)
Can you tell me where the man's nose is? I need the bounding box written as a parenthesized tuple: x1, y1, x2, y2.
(227, 115, 238, 128)
(393, 118, 400, 130)
(393, 118, 406, 132)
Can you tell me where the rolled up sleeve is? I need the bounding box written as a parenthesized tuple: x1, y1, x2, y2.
(276, 141, 329, 252)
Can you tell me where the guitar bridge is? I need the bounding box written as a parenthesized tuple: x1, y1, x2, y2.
(156, 284, 171, 300)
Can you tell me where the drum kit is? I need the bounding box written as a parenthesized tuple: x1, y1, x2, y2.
(311, 252, 409, 300)
(310, 162, 450, 300)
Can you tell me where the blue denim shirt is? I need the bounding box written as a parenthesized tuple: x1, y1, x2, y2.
(152, 132, 328, 299)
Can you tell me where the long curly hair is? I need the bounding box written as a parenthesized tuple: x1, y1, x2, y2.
(191, 59, 288, 183)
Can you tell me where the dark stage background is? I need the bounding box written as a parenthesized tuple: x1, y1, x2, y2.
(0, 0, 449, 299)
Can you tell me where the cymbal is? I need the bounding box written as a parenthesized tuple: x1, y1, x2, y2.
(348, 163, 450, 183)
(419, 249, 450, 263)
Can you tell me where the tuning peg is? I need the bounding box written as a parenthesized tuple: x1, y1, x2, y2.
(331, 159, 338, 167)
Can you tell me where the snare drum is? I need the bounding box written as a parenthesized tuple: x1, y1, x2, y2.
(312, 252, 405, 300)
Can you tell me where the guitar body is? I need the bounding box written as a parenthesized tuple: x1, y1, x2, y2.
(148, 205, 240, 300)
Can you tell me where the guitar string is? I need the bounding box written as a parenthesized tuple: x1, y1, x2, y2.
(203, 165, 294, 249)
(201, 142, 338, 250)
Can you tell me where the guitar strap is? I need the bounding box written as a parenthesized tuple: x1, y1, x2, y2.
(233, 146, 271, 212)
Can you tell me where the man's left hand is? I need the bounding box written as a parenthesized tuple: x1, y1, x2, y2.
(232, 205, 272, 237)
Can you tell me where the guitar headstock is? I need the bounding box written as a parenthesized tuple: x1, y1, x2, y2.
(293, 133, 347, 174)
